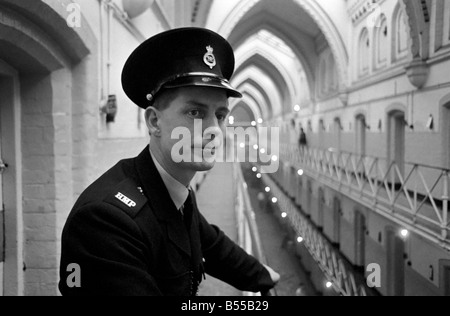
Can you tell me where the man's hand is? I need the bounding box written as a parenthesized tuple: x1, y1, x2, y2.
(264, 264, 280, 285)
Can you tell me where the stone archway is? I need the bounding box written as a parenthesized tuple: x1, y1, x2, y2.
(400, 0, 430, 60)
(218, 0, 349, 87)
(235, 51, 298, 113)
(400, 0, 431, 88)
(237, 81, 270, 116)
(0, 0, 97, 295)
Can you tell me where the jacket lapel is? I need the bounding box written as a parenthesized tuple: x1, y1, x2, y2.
(134, 146, 191, 258)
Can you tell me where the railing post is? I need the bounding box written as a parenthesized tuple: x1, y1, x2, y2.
(442, 171, 449, 241)
(413, 166, 418, 224)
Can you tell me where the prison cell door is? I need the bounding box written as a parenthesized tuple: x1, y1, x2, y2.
(444, 266, 450, 296)
(354, 210, 366, 268)
(355, 115, 366, 157)
(0, 79, 4, 296)
(445, 103, 450, 168)
(386, 229, 405, 296)
(388, 111, 405, 184)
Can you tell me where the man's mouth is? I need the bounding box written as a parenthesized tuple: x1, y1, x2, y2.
(192, 146, 217, 155)
(192, 144, 218, 150)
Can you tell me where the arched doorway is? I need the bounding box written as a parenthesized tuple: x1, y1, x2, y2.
(387, 109, 406, 179)
(386, 228, 406, 296)
(442, 101, 450, 168)
(354, 210, 366, 268)
(355, 114, 367, 157)
(0, 0, 96, 295)
(317, 187, 325, 230)
(333, 118, 342, 153)
(318, 119, 325, 150)
(306, 179, 312, 217)
(439, 260, 450, 296)
(333, 197, 341, 247)
(0, 59, 22, 296)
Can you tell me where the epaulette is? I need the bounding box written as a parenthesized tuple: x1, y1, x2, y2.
(104, 178, 148, 218)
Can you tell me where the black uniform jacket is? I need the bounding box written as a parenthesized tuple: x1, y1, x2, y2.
(59, 146, 274, 296)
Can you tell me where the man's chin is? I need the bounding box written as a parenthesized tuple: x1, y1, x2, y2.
(186, 161, 216, 172)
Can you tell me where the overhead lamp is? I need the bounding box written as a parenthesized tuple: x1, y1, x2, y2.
(400, 229, 409, 238)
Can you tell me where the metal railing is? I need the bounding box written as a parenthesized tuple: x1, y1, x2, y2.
(279, 144, 450, 250)
(261, 173, 372, 296)
(233, 163, 276, 296)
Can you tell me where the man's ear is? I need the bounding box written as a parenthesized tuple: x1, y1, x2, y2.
(145, 106, 162, 137)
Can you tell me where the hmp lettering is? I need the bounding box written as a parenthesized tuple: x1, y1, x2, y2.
(115, 192, 137, 208)
(181, 301, 215, 313)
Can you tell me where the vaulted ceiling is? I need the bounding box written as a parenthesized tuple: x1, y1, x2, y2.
(219, 0, 331, 124)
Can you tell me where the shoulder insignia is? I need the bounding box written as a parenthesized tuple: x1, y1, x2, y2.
(104, 178, 147, 218)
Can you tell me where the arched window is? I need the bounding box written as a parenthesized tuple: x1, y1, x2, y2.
(433, 0, 450, 51)
(392, 6, 409, 62)
(374, 14, 389, 69)
(333, 117, 342, 152)
(359, 28, 370, 76)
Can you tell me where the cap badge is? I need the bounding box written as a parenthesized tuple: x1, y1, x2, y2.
(203, 46, 216, 70)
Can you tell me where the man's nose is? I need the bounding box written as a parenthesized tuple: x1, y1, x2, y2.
(203, 127, 222, 141)
(203, 116, 221, 140)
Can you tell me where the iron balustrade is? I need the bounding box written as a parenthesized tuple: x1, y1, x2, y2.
(261, 173, 371, 296)
(233, 163, 276, 296)
(279, 144, 450, 250)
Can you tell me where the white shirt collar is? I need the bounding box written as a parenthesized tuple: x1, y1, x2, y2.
(150, 149, 190, 211)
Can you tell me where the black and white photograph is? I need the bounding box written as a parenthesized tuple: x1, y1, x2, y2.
(0, 0, 449, 299)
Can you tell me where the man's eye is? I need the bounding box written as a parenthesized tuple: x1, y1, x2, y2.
(217, 114, 226, 121)
(189, 110, 201, 117)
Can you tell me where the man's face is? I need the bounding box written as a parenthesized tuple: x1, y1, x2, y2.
(155, 86, 229, 172)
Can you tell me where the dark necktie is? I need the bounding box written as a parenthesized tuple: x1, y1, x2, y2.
(181, 191, 193, 229)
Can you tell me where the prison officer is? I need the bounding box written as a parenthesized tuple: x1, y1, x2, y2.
(59, 27, 280, 296)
